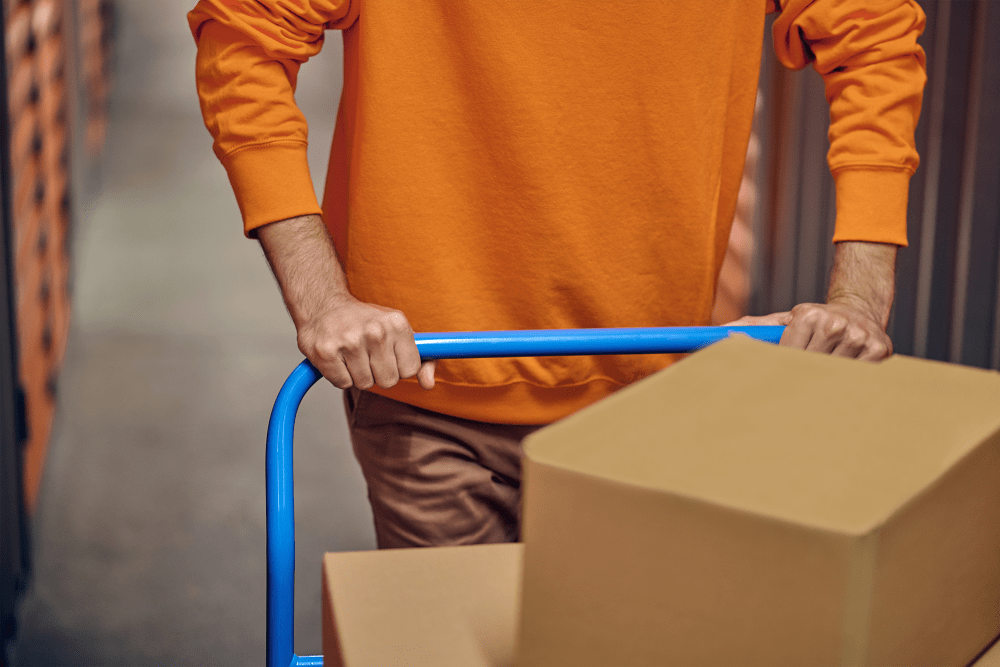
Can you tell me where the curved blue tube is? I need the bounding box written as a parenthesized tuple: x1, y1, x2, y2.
(265, 325, 783, 667)
(266, 360, 323, 667)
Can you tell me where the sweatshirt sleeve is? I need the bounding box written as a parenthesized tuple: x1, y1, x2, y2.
(188, 1, 358, 236)
(773, 0, 926, 246)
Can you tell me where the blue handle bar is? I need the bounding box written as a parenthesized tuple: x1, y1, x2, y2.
(265, 325, 784, 667)
(413, 325, 784, 359)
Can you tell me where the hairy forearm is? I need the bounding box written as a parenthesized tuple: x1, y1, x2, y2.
(255, 213, 435, 390)
(256, 214, 351, 326)
(728, 240, 897, 359)
(826, 241, 897, 330)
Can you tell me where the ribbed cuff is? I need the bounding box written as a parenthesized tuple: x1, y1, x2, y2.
(221, 141, 323, 237)
(831, 168, 911, 247)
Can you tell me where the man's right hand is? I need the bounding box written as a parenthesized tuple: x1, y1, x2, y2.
(256, 214, 436, 391)
(296, 296, 436, 390)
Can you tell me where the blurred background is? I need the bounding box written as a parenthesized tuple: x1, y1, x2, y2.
(0, 0, 997, 664)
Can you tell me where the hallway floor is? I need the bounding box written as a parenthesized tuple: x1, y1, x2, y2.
(12, 2, 376, 664)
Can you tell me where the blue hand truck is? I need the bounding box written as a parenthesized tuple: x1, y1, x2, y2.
(264, 326, 785, 667)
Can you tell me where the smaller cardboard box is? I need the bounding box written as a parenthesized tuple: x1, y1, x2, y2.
(973, 637, 1000, 666)
(322, 543, 522, 667)
(518, 337, 1000, 666)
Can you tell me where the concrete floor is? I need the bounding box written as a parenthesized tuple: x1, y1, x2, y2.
(12, 2, 375, 664)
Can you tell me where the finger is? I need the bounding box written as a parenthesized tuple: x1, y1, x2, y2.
(417, 360, 437, 390)
(306, 337, 356, 389)
(342, 346, 376, 390)
(805, 313, 848, 354)
(778, 308, 817, 350)
(826, 323, 868, 358)
(855, 335, 891, 362)
(368, 339, 401, 389)
(394, 337, 423, 381)
(318, 356, 354, 390)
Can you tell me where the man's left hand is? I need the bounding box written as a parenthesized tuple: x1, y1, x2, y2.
(725, 299, 891, 361)
(724, 241, 897, 362)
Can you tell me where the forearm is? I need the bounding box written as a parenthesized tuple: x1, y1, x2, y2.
(256, 214, 351, 327)
(256, 213, 436, 390)
(826, 241, 897, 330)
(729, 240, 897, 360)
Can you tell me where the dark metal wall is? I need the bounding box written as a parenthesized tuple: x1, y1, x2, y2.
(0, 1, 30, 661)
(751, 0, 1000, 369)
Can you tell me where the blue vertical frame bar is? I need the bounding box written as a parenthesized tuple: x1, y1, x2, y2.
(266, 360, 322, 667)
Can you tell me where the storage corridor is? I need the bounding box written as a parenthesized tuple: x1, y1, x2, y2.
(12, 2, 375, 664)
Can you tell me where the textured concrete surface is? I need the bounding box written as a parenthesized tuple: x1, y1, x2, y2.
(12, 2, 375, 664)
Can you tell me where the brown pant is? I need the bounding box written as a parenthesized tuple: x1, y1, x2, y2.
(344, 388, 544, 548)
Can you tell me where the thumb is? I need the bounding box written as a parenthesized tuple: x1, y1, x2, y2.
(723, 311, 792, 328)
(417, 359, 437, 390)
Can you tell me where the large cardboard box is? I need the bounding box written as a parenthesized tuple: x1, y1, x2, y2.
(322, 543, 522, 667)
(518, 337, 1000, 666)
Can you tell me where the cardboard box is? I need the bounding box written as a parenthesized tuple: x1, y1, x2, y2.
(518, 337, 1000, 666)
(322, 543, 522, 667)
(973, 636, 1000, 666)
(317, 526, 999, 666)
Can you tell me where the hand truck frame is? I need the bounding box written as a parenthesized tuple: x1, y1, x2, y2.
(264, 325, 784, 667)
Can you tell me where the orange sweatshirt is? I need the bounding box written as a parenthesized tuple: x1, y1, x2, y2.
(189, 1, 925, 424)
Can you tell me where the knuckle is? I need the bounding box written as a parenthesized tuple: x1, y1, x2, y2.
(364, 322, 388, 342)
(846, 328, 868, 346)
(313, 338, 340, 358)
(800, 313, 820, 328)
(870, 339, 890, 358)
(340, 332, 364, 352)
(796, 306, 822, 325)
(826, 317, 848, 335)
(387, 311, 411, 333)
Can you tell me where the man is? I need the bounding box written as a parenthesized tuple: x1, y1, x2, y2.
(189, 0, 925, 548)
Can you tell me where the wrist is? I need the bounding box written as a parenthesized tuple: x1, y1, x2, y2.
(826, 291, 887, 329)
(257, 214, 354, 327)
(826, 241, 897, 330)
